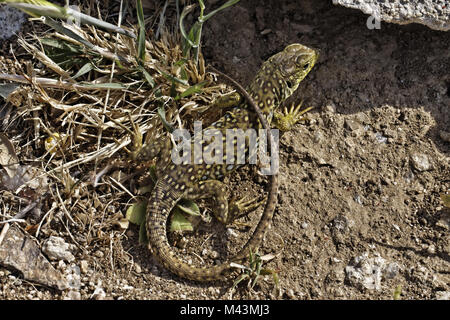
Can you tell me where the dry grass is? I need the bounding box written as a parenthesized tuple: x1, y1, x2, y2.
(0, 2, 233, 269)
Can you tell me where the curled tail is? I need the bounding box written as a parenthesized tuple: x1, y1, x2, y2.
(147, 177, 277, 281)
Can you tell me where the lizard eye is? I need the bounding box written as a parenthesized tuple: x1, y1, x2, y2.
(303, 63, 310, 70)
(286, 80, 293, 88)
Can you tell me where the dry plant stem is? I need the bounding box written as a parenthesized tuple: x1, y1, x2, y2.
(0, 73, 125, 91)
(95, 0, 124, 182)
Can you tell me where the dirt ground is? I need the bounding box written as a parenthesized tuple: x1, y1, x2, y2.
(0, 0, 449, 300)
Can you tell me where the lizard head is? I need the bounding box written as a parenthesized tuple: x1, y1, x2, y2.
(270, 43, 319, 97)
(249, 43, 318, 116)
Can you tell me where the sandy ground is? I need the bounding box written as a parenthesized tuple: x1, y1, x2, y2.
(0, 0, 449, 300)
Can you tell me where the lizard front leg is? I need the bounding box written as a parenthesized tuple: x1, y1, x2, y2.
(210, 91, 242, 109)
(272, 102, 313, 132)
(126, 116, 173, 176)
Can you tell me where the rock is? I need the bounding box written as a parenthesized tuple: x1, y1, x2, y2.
(42, 236, 76, 262)
(64, 290, 81, 300)
(65, 264, 81, 290)
(324, 102, 336, 113)
(439, 131, 450, 143)
(384, 262, 400, 279)
(134, 263, 142, 274)
(332, 0, 450, 31)
(0, 5, 26, 40)
(374, 132, 387, 144)
(210, 250, 220, 259)
(410, 152, 433, 172)
(286, 288, 296, 299)
(435, 291, 450, 300)
(345, 253, 399, 291)
(92, 287, 106, 300)
(344, 119, 361, 132)
(0, 225, 68, 290)
(331, 215, 351, 233)
(80, 260, 89, 274)
(426, 244, 436, 255)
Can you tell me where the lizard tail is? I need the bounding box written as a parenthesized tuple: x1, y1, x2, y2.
(147, 179, 231, 281)
(147, 175, 278, 281)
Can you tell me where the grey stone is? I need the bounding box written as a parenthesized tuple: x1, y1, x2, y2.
(64, 290, 81, 300)
(345, 253, 400, 291)
(333, 0, 450, 31)
(0, 5, 26, 40)
(0, 226, 69, 290)
(410, 152, 433, 172)
(435, 291, 450, 300)
(42, 236, 76, 262)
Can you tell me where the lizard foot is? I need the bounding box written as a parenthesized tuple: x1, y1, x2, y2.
(227, 195, 267, 224)
(272, 101, 313, 132)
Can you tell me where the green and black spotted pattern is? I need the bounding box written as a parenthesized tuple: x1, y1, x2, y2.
(133, 43, 319, 281)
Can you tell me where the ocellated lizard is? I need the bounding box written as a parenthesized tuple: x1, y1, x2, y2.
(132, 43, 318, 281)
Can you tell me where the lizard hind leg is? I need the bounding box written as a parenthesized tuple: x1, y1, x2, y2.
(185, 180, 230, 224)
(185, 180, 265, 225)
(228, 195, 267, 222)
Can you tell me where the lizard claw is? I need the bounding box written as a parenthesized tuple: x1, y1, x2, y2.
(228, 195, 267, 223)
(273, 101, 313, 131)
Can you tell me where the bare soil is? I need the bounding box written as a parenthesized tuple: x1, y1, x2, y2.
(0, 0, 449, 300)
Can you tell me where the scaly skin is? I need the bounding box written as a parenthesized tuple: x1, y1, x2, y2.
(133, 43, 319, 281)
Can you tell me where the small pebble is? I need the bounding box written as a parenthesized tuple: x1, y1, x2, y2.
(134, 263, 142, 274)
(344, 119, 361, 132)
(439, 131, 450, 143)
(210, 250, 220, 259)
(435, 291, 450, 300)
(92, 287, 106, 300)
(324, 102, 336, 113)
(286, 288, 296, 299)
(426, 244, 436, 255)
(410, 152, 432, 171)
(80, 260, 89, 274)
(64, 290, 81, 300)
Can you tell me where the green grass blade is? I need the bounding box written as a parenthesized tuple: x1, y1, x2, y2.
(71, 62, 93, 79)
(179, 4, 197, 48)
(157, 104, 175, 133)
(175, 80, 207, 100)
(176, 199, 201, 216)
(67, 7, 136, 38)
(136, 0, 146, 62)
(138, 65, 155, 88)
(157, 68, 189, 86)
(42, 16, 96, 50)
(202, 0, 240, 22)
